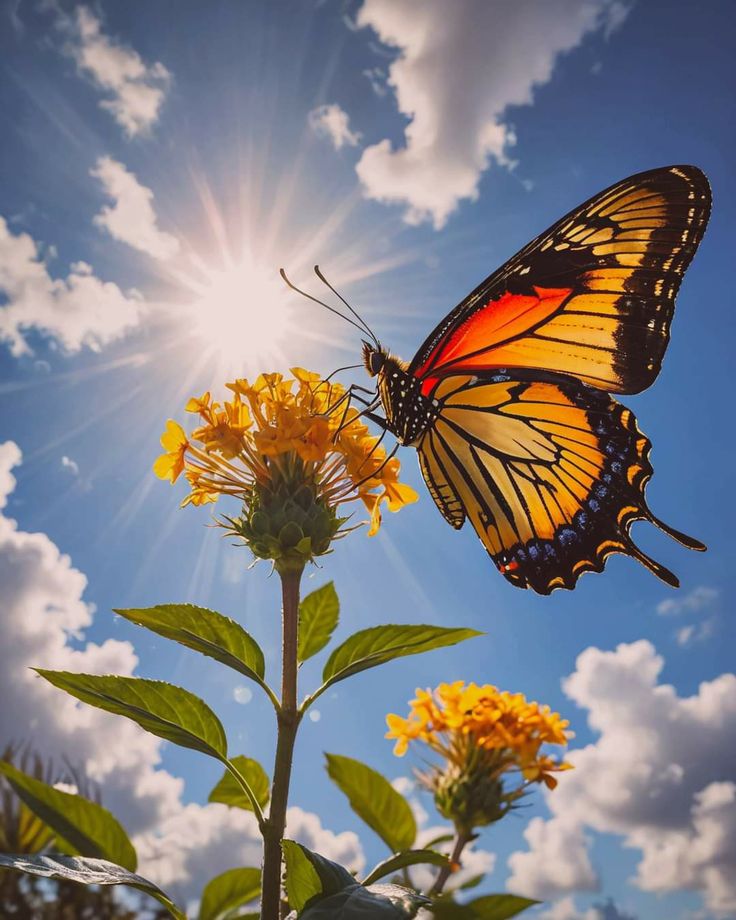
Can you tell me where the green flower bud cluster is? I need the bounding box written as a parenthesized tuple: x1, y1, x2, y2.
(427, 758, 522, 833)
(227, 478, 344, 573)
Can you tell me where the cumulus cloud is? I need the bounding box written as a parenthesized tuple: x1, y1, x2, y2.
(507, 641, 736, 917)
(0, 442, 366, 909)
(0, 442, 21, 509)
(308, 103, 362, 150)
(58, 6, 171, 137)
(509, 815, 598, 901)
(91, 156, 180, 260)
(0, 216, 144, 356)
(353, 0, 631, 228)
(656, 585, 719, 617)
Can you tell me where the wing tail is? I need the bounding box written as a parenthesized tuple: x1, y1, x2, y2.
(647, 511, 706, 551)
(626, 540, 680, 588)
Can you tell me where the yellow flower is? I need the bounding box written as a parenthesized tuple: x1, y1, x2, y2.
(192, 396, 252, 459)
(154, 368, 417, 559)
(185, 392, 213, 420)
(181, 469, 218, 507)
(153, 420, 189, 483)
(386, 681, 571, 830)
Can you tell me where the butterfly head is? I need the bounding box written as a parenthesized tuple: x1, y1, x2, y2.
(362, 340, 387, 377)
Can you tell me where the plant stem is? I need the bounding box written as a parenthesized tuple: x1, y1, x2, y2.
(261, 567, 303, 920)
(428, 827, 472, 898)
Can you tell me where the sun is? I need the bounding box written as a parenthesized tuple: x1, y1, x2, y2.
(185, 256, 294, 375)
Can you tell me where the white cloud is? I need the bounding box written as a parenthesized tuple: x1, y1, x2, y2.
(91, 156, 180, 260)
(353, 0, 631, 228)
(509, 815, 598, 901)
(0, 442, 366, 908)
(308, 103, 362, 150)
(0, 216, 144, 356)
(0, 441, 21, 509)
(676, 619, 716, 648)
(58, 6, 171, 137)
(507, 641, 736, 917)
(61, 455, 80, 476)
(657, 586, 719, 617)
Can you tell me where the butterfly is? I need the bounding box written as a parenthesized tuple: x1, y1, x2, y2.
(282, 165, 711, 594)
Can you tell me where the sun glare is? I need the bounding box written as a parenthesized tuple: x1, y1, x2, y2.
(187, 257, 294, 374)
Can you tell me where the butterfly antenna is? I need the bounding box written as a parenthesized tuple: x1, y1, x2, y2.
(279, 269, 373, 340)
(324, 363, 364, 382)
(313, 265, 380, 349)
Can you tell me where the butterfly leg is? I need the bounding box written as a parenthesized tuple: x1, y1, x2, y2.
(333, 387, 388, 436)
(350, 442, 400, 491)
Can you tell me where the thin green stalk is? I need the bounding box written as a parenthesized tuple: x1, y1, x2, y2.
(428, 827, 472, 897)
(260, 567, 303, 920)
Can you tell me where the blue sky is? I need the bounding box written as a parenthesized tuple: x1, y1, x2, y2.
(1, 1, 735, 917)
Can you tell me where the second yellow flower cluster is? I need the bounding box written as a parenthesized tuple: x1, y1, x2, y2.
(386, 681, 572, 790)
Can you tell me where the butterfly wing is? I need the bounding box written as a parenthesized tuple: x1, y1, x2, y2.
(416, 372, 704, 594)
(410, 165, 710, 396)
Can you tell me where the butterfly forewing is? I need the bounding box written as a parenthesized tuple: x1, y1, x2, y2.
(409, 165, 710, 395)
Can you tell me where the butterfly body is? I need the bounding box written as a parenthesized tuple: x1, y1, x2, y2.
(361, 165, 711, 593)
(364, 348, 439, 445)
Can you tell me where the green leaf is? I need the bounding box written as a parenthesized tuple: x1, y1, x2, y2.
(208, 756, 270, 812)
(115, 604, 265, 682)
(431, 894, 539, 919)
(322, 625, 482, 688)
(300, 883, 430, 919)
(282, 839, 354, 914)
(282, 840, 321, 914)
(35, 671, 227, 759)
(325, 754, 416, 853)
(198, 866, 261, 920)
(0, 853, 185, 919)
(298, 583, 339, 663)
(282, 841, 429, 919)
(362, 849, 450, 886)
(0, 761, 137, 871)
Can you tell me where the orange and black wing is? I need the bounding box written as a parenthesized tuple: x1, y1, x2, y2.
(410, 166, 710, 396)
(416, 372, 704, 594)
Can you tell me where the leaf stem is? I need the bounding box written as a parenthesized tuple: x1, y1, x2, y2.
(222, 757, 266, 828)
(428, 827, 472, 897)
(261, 567, 303, 920)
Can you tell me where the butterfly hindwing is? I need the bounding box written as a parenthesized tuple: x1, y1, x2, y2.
(416, 372, 704, 594)
(410, 165, 710, 396)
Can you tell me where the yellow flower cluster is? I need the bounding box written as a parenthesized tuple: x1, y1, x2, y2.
(154, 368, 418, 534)
(386, 681, 571, 790)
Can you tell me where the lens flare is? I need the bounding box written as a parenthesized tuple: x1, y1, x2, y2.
(186, 257, 293, 374)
